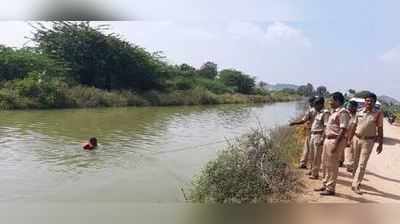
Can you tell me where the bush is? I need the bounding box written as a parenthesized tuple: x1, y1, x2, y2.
(120, 91, 149, 106)
(195, 78, 233, 94)
(270, 91, 301, 102)
(189, 126, 301, 203)
(64, 86, 150, 108)
(143, 87, 221, 106)
(188, 87, 221, 105)
(0, 74, 73, 109)
(0, 45, 68, 82)
(169, 77, 196, 91)
(254, 88, 270, 96)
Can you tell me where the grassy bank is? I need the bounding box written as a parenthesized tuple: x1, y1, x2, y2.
(188, 126, 304, 203)
(0, 77, 301, 110)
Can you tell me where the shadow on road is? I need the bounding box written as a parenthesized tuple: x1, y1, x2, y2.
(383, 137, 400, 146)
(366, 171, 400, 184)
(334, 192, 377, 203)
(336, 178, 400, 202)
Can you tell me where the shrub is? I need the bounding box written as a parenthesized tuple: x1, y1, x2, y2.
(188, 87, 221, 105)
(254, 88, 270, 96)
(170, 77, 196, 91)
(120, 91, 149, 106)
(0, 74, 73, 109)
(189, 126, 301, 203)
(0, 45, 68, 82)
(195, 78, 233, 94)
(64, 86, 105, 108)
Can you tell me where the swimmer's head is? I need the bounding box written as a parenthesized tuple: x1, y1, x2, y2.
(89, 137, 97, 147)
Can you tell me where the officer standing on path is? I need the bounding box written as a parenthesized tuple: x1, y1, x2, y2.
(344, 100, 358, 173)
(349, 92, 384, 195)
(314, 92, 350, 196)
(290, 96, 317, 169)
(308, 97, 330, 180)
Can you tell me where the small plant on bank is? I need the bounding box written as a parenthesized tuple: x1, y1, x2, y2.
(189, 126, 301, 203)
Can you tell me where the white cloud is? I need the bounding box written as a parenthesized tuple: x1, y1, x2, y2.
(226, 22, 265, 39)
(264, 22, 311, 47)
(379, 45, 400, 64)
(226, 21, 311, 48)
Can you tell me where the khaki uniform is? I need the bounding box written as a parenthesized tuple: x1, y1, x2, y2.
(321, 107, 350, 192)
(309, 109, 330, 177)
(352, 108, 383, 188)
(344, 112, 357, 167)
(299, 107, 317, 167)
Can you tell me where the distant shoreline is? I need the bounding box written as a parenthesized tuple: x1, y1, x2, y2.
(0, 87, 302, 111)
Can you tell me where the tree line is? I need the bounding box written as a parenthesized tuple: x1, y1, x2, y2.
(0, 22, 259, 94)
(0, 21, 312, 109)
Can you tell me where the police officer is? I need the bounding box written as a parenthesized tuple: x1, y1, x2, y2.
(314, 92, 350, 196)
(290, 96, 317, 169)
(349, 92, 383, 194)
(308, 96, 330, 179)
(344, 100, 358, 173)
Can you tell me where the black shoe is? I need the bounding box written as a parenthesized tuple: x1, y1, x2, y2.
(346, 167, 353, 173)
(298, 164, 307, 169)
(314, 186, 326, 192)
(338, 161, 344, 167)
(320, 190, 335, 196)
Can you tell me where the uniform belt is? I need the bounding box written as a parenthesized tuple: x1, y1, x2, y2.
(325, 135, 338, 139)
(311, 131, 324, 135)
(355, 133, 376, 140)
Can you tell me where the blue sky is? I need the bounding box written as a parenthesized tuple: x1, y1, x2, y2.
(0, 0, 399, 99)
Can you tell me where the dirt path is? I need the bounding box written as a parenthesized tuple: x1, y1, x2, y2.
(298, 120, 400, 203)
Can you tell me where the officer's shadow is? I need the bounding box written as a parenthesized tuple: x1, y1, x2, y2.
(333, 192, 377, 203)
(366, 171, 400, 184)
(383, 136, 400, 146)
(337, 170, 369, 181)
(336, 179, 400, 202)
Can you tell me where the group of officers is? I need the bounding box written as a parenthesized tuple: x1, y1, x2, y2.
(290, 92, 384, 196)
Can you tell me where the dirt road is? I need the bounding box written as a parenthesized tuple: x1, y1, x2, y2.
(298, 120, 400, 203)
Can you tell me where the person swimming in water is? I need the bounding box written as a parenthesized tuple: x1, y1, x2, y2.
(83, 137, 98, 150)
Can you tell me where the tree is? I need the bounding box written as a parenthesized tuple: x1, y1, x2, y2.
(258, 81, 268, 88)
(316, 86, 328, 96)
(178, 63, 197, 77)
(281, 88, 297, 94)
(31, 21, 162, 91)
(198, 61, 218, 79)
(219, 69, 255, 94)
(297, 83, 314, 96)
(0, 45, 67, 82)
(354, 90, 371, 98)
(179, 63, 196, 73)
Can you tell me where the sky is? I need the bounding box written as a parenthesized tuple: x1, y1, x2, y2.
(0, 0, 399, 99)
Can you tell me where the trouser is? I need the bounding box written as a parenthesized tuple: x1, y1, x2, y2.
(352, 137, 375, 188)
(339, 146, 345, 163)
(321, 138, 347, 192)
(300, 133, 311, 167)
(344, 143, 354, 167)
(309, 134, 324, 177)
